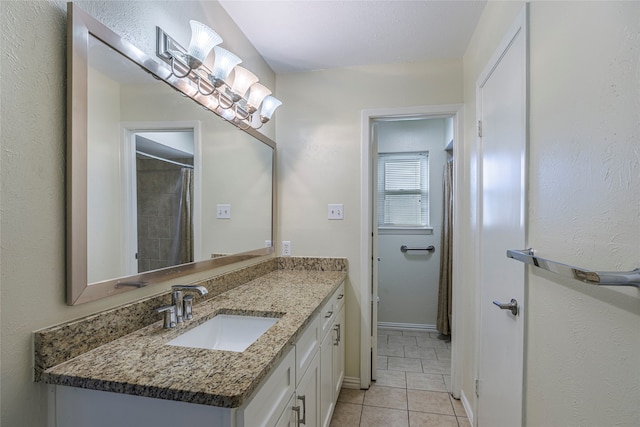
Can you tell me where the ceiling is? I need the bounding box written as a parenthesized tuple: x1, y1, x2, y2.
(218, 0, 487, 74)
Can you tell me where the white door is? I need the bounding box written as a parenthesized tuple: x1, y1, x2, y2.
(476, 9, 527, 427)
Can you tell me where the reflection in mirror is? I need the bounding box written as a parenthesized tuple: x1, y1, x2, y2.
(68, 3, 275, 304)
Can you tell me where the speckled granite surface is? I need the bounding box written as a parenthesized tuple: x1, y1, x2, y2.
(36, 262, 346, 408)
(34, 258, 280, 381)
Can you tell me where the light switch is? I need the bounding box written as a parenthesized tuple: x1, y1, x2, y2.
(328, 204, 344, 220)
(216, 204, 231, 219)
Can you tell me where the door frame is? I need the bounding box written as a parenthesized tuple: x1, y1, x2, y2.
(473, 6, 528, 426)
(120, 120, 202, 275)
(360, 104, 464, 396)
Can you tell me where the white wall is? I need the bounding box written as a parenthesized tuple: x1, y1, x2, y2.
(0, 1, 275, 425)
(276, 59, 463, 381)
(462, 1, 640, 424)
(376, 118, 448, 326)
(87, 66, 125, 283)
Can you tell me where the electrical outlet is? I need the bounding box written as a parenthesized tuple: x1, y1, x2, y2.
(216, 204, 231, 219)
(282, 241, 291, 257)
(265, 240, 272, 248)
(328, 204, 344, 220)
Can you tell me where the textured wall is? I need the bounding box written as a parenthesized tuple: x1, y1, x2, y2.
(526, 2, 640, 425)
(462, 1, 640, 424)
(0, 1, 275, 425)
(276, 60, 463, 381)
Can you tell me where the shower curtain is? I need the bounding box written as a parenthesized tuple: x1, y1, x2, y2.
(436, 159, 453, 336)
(168, 167, 194, 265)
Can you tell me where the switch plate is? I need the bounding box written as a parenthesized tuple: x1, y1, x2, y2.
(328, 204, 344, 220)
(282, 241, 291, 257)
(216, 204, 231, 219)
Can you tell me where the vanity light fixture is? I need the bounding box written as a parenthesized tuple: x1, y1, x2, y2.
(156, 22, 281, 130)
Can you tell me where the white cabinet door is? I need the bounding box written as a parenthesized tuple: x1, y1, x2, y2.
(319, 329, 334, 427)
(332, 306, 345, 399)
(274, 394, 297, 427)
(296, 351, 320, 427)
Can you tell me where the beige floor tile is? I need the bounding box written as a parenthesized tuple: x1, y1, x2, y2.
(449, 395, 466, 417)
(443, 374, 452, 392)
(409, 411, 458, 427)
(421, 359, 451, 375)
(407, 390, 454, 415)
(374, 369, 406, 388)
(363, 385, 408, 410)
(415, 335, 448, 349)
(329, 402, 362, 427)
(405, 345, 438, 360)
(377, 333, 388, 345)
(388, 335, 418, 346)
(457, 416, 472, 427)
(401, 330, 431, 337)
(435, 347, 451, 360)
(337, 388, 365, 404)
(378, 328, 403, 336)
(378, 342, 405, 357)
(377, 355, 388, 370)
(360, 406, 409, 427)
(406, 372, 447, 392)
(388, 356, 423, 373)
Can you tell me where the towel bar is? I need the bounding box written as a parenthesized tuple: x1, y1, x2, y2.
(507, 249, 640, 288)
(401, 245, 435, 253)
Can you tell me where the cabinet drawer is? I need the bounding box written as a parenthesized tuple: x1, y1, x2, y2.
(296, 314, 320, 387)
(333, 282, 345, 311)
(240, 348, 295, 427)
(320, 283, 345, 338)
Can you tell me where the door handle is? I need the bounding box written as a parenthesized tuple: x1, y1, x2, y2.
(492, 298, 519, 316)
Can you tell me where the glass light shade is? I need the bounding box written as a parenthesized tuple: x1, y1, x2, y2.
(219, 106, 236, 121)
(246, 83, 272, 113)
(229, 66, 259, 101)
(187, 20, 222, 68)
(259, 96, 282, 122)
(210, 46, 242, 86)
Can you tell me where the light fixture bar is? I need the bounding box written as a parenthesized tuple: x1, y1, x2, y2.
(156, 27, 216, 93)
(156, 25, 280, 130)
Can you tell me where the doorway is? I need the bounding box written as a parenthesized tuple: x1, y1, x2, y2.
(121, 121, 202, 277)
(375, 118, 450, 331)
(360, 105, 464, 398)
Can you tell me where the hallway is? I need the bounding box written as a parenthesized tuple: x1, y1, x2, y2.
(330, 328, 470, 426)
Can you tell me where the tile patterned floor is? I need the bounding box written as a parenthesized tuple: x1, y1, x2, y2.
(330, 328, 470, 427)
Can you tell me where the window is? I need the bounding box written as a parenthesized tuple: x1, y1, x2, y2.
(377, 152, 429, 228)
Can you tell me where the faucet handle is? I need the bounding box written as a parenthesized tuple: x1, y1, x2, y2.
(155, 304, 177, 329)
(183, 295, 194, 321)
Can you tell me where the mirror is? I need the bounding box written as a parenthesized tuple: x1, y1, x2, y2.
(68, 4, 275, 305)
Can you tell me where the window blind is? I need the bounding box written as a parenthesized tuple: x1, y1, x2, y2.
(377, 152, 429, 228)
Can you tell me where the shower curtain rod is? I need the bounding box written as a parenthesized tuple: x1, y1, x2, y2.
(136, 150, 194, 169)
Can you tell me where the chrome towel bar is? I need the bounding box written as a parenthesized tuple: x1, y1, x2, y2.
(507, 249, 640, 288)
(401, 245, 435, 253)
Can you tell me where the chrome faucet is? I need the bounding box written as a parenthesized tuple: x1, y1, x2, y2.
(171, 285, 208, 323)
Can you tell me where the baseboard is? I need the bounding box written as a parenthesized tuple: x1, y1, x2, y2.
(460, 389, 474, 426)
(377, 322, 437, 332)
(341, 376, 362, 389)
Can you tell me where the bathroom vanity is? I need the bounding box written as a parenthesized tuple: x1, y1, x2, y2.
(37, 260, 347, 427)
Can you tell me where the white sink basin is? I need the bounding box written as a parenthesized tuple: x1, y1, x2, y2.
(167, 314, 279, 352)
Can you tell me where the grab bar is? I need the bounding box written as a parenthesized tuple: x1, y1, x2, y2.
(507, 249, 640, 288)
(401, 245, 435, 253)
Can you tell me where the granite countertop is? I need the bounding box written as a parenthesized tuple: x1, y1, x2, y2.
(41, 269, 346, 408)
